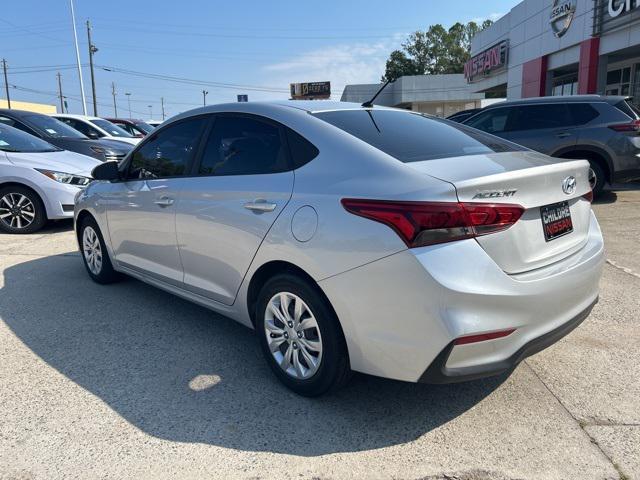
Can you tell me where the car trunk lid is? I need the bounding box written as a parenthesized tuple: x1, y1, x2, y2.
(406, 151, 593, 274)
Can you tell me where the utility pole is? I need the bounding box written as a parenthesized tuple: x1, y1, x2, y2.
(111, 82, 118, 116)
(125, 92, 131, 117)
(161, 97, 165, 120)
(86, 20, 98, 116)
(148, 105, 153, 120)
(69, 0, 87, 115)
(202, 90, 208, 106)
(2, 59, 10, 109)
(56, 72, 64, 112)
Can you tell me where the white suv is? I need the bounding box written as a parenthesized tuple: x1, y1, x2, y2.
(53, 114, 140, 146)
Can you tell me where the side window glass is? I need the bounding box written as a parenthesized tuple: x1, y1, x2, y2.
(567, 104, 599, 125)
(198, 116, 288, 176)
(509, 105, 571, 131)
(465, 110, 510, 134)
(87, 124, 104, 138)
(128, 117, 205, 180)
(286, 127, 319, 169)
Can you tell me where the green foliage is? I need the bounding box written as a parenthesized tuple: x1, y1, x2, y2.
(381, 20, 494, 82)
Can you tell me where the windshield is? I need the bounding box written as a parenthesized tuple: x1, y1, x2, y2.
(90, 119, 134, 138)
(24, 114, 87, 139)
(134, 122, 154, 134)
(313, 109, 524, 162)
(0, 123, 60, 153)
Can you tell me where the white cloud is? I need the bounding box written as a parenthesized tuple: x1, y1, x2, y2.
(471, 12, 505, 23)
(256, 35, 405, 100)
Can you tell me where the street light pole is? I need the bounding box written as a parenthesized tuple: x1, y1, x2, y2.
(69, 0, 87, 115)
(57, 72, 64, 113)
(125, 92, 131, 117)
(86, 20, 98, 116)
(2, 59, 10, 109)
(202, 90, 208, 106)
(148, 105, 153, 120)
(111, 82, 118, 116)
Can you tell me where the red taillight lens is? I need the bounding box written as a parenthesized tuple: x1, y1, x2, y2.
(341, 199, 524, 248)
(608, 119, 640, 132)
(453, 328, 516, 346)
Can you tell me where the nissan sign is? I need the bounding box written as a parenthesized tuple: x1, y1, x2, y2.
(550, 0, 576, 37)
(464, 40, 509, 82)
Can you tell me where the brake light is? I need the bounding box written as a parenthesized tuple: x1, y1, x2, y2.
(608, 119, 640, 132)
(582, 190, 594, 203)
(341, 199, 524, 248)
(453, 328, 516, 346)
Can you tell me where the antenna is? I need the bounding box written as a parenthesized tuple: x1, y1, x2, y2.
(361, 79, 392, 108)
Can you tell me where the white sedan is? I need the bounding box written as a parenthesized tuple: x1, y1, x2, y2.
(52, 114, 140, 146)
(0, 123, 100, 233)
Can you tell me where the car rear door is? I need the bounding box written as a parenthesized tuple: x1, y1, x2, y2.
(105, 116, 207, 285)
(175, 113, 294, 305)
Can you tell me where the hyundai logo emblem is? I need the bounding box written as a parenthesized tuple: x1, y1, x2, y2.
(562, 176, 577, 195)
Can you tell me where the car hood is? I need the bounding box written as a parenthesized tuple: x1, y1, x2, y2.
(52, 137, 132, 154)
(6, 150, 102, 177)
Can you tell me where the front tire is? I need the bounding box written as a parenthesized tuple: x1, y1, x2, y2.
(588, 161, 606, 197)
(256, 273, 351, 397)
(79, 216, 121, 284)
(0, 185, 47, 234)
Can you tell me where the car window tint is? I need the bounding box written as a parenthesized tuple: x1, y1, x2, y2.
(464, 109, 510, 134)
(129, 118, 206, 179)
(0, 116, 35, 136)
(567, 104, 600, 125)
(509, 104, 572, 131)
(59, 118, 97, 137)
(198, 116, 289, 176)
(314, 110, 523, 163)
(286, 127, 319, 169)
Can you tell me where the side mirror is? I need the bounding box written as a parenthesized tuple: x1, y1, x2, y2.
(92, 161, 120, 181)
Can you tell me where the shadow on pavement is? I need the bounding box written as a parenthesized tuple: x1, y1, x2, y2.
(0, 253, 507, 456)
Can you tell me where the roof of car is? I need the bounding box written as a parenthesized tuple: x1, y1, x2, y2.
(482, 95, 628, 109)
(104, 118, 145, 123)
(52, 113, 101, 121)
(0, 108, 49, 118)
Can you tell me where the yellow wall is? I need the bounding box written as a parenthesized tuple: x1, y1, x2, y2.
(0, 99, 57, 114)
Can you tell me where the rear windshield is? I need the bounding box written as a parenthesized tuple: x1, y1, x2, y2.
(313, 109, 524, 162)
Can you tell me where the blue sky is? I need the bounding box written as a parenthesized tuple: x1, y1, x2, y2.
(1, 0, 517, 120)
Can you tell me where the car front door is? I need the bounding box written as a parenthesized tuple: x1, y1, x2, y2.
(175, 114, 295, 305)
(105, 117, 207, 285)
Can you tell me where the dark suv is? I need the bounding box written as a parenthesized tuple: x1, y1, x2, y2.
(462, 95, 640, 194)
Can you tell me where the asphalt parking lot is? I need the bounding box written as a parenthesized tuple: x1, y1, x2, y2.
(0, 188, 638, 480)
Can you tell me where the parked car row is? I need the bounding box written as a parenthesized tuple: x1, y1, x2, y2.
(447, 95, 640, 195)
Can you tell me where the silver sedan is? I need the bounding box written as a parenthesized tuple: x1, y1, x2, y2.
(74, 101, 604, 396)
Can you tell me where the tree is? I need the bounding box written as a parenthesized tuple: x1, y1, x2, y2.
(381, 20, 493, 82)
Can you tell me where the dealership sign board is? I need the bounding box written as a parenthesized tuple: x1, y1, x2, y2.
(608, 0, 640, 17)
(464, 40, 509, 82)
(550, 0, 576, 37)
(290, 82, 331, 100)
(594, 0, 640, 33)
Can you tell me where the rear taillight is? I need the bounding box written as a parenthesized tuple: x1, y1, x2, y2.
(608, 119, 640, 132)
(341, 199, 524, 248)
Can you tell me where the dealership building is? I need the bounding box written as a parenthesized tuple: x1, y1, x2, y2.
(468, 0, 640, 99)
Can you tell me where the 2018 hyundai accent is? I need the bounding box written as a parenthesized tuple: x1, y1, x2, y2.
(75, 101, 604, 396)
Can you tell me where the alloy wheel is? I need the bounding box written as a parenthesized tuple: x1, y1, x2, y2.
(82, 226, 103, 275)
(264, 292, 323, 380)
(0, 193, 36, 230)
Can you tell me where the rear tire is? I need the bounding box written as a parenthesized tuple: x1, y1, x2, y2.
(78, 216, 121, 284)
(0, 185, 47, 234)
(255, 273, 351, 397)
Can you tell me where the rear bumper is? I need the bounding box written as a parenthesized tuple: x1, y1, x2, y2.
(319, 211, 604, 383)
(418, 298, 597, 384)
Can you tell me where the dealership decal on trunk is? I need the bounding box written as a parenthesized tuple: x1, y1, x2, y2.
(541, 201, 574, 242)
(550, 0, 576, 38)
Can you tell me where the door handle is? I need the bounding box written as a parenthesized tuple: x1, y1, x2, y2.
(244, 199, 277, 213)
(154, 196, 175, 207)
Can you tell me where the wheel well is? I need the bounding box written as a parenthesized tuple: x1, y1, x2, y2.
(0, 182, 47, 218)
(75, 210, 95, 245)
(246, 261, 336, 329)
(557, 149, 611, 182)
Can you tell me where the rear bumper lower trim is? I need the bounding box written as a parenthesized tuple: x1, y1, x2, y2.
(418, 298, 598, 384)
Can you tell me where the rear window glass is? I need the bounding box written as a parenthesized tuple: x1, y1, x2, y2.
(615, 100, 640, 119)
(313, 110, 524, 162)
